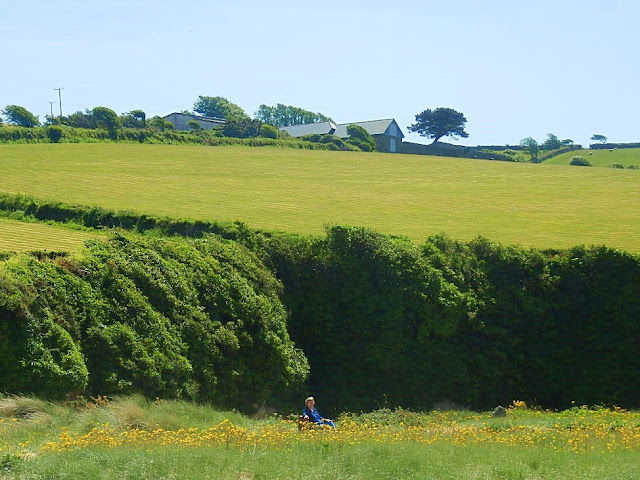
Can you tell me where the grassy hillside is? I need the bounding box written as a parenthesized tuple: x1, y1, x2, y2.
(0, 218, 99, 252)
(0, 144, 638, 252)
(544, 148, 640, 168)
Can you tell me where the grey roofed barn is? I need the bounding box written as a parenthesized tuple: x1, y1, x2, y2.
(163, 112, 225, 131)
(280, 118, 404, 153)
(279, 121, 337, 137)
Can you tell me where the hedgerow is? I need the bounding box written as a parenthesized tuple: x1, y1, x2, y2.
(1, 196, 639, 414)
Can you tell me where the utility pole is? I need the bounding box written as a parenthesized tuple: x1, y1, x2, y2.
(48, 102, 54, 122)
(54, 87, 64, 117)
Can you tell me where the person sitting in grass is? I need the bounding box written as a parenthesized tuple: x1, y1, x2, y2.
(302, 396, 335, 429)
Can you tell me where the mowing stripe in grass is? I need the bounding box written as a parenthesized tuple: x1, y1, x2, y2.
(0, 143, 638, 252)
(0, 218, 100, 252)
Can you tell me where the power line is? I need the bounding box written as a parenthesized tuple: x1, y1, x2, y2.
(54, 87, 64, 116)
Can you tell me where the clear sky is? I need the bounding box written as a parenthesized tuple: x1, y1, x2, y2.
(2, 0, 638, 147)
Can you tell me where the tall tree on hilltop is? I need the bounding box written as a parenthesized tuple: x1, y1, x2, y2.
(408, 107, 469, 144)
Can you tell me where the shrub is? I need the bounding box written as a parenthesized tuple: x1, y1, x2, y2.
(46, 125, 63, 143)
(611, 163, 624, 169)
(570, 156, 591, 166)
(187, 120, 202, 132)
(259, 123, 278, 139)
(346, 124, 376, 152)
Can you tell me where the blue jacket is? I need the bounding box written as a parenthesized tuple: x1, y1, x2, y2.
(302, 406, 323, 424)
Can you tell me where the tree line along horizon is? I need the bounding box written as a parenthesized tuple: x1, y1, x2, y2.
(0, 96, 612, 155)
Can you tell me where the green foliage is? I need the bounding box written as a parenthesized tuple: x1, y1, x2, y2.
(408, 107, 469, 144)
(193, 96, 249, 122)
(570, 156, 591, 166)
(300, 133, 356, 151)
(255, 103, 333, 127)
(221, 118, 262, 138)
(46, 125, 64, 143)
(60, 110, 97, 129)
(2, 105, 39, 128)
(261, 226, 473, 412)
(541, 133, 561, 151)
(147, 116, 174, 131)
(0, 258, 89, 398)
(92, 107, 121, 136)
(258, 123, 278, 139)
(0, 233, 308, 411)
(591, 134, 607, 144)
(520, 137, 540, 162)
(346, 124, 376, 152)
(120, 110, 146, 129)
(187, 120, 202, 132)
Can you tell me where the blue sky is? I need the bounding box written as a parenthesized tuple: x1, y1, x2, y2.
(2, 0, 638, 147)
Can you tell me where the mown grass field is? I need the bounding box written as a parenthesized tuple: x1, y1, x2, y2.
(545, 148, 640, 168)
(0, 144, 638, 253)
(1, 396, 639, 479)
(0, 218, 99, 252)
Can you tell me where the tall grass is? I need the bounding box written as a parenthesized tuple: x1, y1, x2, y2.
(1, 396, 638, 479)
(0, 144, 638, 253)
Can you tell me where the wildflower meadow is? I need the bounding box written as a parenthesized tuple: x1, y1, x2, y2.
(1, 396, 639, 479)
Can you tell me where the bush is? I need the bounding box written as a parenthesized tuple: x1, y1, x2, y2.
(0, 233, 309, 411)
(346, 124, 376, 152)
(611, 163, 624, 169)
(259, 123, 278, 139)
(570, 156, 591, 166)
(46, 125, 63, 143)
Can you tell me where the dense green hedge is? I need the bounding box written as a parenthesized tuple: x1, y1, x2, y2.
(0, 125, 335, 150)
(1, 195, 638, 413)
(257, 228, 640, 413)
(0, 234, 308, 411)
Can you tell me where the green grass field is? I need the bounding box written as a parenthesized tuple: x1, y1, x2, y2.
(0, 218, 99, 253)
(1, 396, 638, 479)
(1, 143, 639, 253)
(544, 148, 640, 168)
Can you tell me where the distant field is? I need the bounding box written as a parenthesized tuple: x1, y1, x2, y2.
(545, 148, 640, 168)
(0, 143, 638, 253)
(0, 218, 99, 252)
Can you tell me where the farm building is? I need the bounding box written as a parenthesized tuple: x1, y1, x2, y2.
(163, 112, 225, 131)
(280, 118, 404, 153)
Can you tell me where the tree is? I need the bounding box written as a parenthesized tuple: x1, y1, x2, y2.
(591, 134, 607, 144)
(520, 137, 540, 162)
(92, 107, 121, 137)
(148, 116, 174, 131)
(407, 107, 469, 144)
(561, 139, 574, 147)
(541, 133, 561, 151)
(254, 103, 333, 127)
(346, 124, 376, 151)
(221, 118, 262, 138)
(259, 123, 278, 139)
(120, 110, 146, 128)
(193, 96, 249, 121)
(61, 110, 97, 129)
(2, 105, 39, 127)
